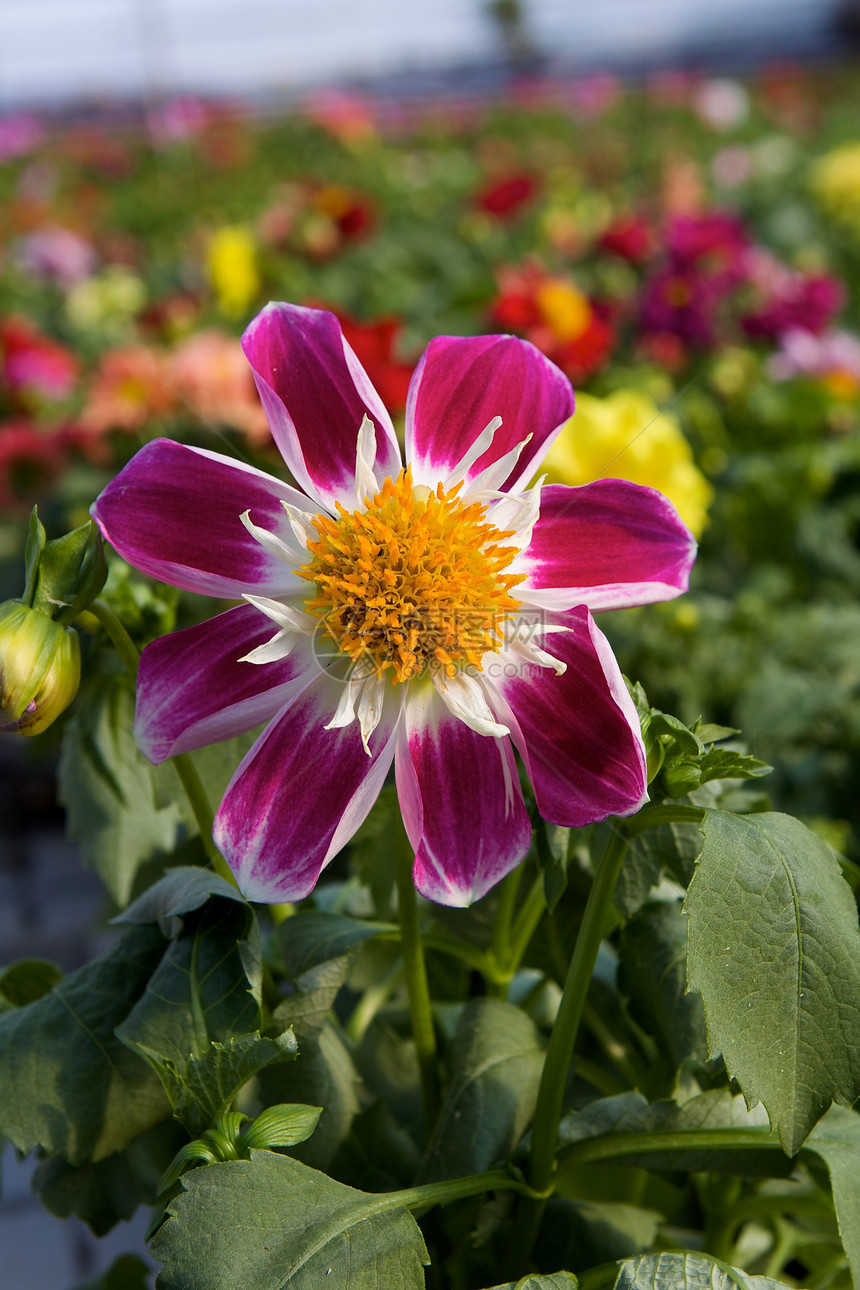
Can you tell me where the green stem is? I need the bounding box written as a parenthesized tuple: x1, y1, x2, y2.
(512, 825, 630, 1273)
(581, 998, 645, 1089)
(506, 873, 547, 976)
(528, 826, 630, 1192)
(87, 599, 140, 679)
(376, 1167, 545, 1215)
(489, 864, 523, 992)
(85, 600, 237, 888)
(558, 1126, 784, 1169)
(171, 751, 235, 884)
(376, 928, 493, 975)
(394, 816, 439, 1133)
(346, 958, 404, 1044)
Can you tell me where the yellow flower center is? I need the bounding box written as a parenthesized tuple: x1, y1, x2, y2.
(296, 469, 525, 683)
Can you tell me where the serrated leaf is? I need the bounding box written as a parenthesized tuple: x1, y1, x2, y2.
(116, 901, 261, 1084)
(275, 951, 353, 1032)
(697, 748, 772, 784)
(259, 1019, 360, 1169)
(0, 957, 62, 1012)
(115, 867, 247, 939)
(277, 910, 390, 978)
(0, 925, 169, 1163)
(615, 1252, 791, 1290)
(804, 1104, 860, 1287)
(557, 1090, 788, 1178)
(58, 673, 182, 906)
(685, 811, 860, 1153)
(617, 902, 707, 1069)
(419, 998, 544, 1182)
(151, 1150, 429, 1289)
(481, 1274, 578, 1290)
(159, 1031, 298, 1135)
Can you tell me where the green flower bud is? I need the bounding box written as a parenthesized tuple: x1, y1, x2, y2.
(0, 601, 81, 736)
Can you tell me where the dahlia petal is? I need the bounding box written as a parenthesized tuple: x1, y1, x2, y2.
(134, 604, 320, 764)
(241, 303, 400, 511)
(519, 480, 697, 612)
(395, 685, 531, 907)
(494, 606, 647, 826)
(406, 334, 574, 492)
(213, 674, 398, 903)
(324, 664, 386, 754)
(432, 669, 509, 738)
(240, 509, 304, 566)
(92, 439, 312, 598)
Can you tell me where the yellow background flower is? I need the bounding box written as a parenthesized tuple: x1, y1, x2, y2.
(810, 143, 860, 229)
(540, 388, 713, 536)
(207, 225, 260, 317)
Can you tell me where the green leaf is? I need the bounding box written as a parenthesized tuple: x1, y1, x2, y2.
(804, 1104, 860, 1288)
(537, 823, 583, 912)
(258, 1019, 360, 1169)
(33, 518, 107, 622)
(557, 1090, 789, 1178)
(614, 1252, 791, 1290)
(34, 1119, 183, 1235)
(697, 748, 772, 785)
(116, 901, 261, 1085)
(649, 712, 703, 756)
(685, 811, 860, 1153)
(273, 948, 354, 1033)
(349, 783, 399, 917)
(0, 925, 169, 1163)
(542, 1197, 662, 1267)
(419, 998, 544, 1182)
(332, 1099, 423, 1192)
(151, 1150, 429, 1289)
(242, 1102, 322, 1149)
(0, 957, 62, 1012)
(480, 1275, 578, 1290)
(617, 901, 707, 1070)
(71, 1253, 152, 1290)
(158, 1031, 299, 1136)
(58, 673, 182, 906)
(115, 866, 247, 938)
(23, 505, 48, 603)
(277, 910, 390, 978)
(693, 722, 741, 745)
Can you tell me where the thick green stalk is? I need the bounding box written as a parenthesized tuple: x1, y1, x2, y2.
(528, 825, 630, 1191)
(394, 816, 440, 1132)
(87, 599, 140, 679)
(511, 825, 630, 1271)
(367, 1167, 545, 1217)
(557, 1126, 784, 1169)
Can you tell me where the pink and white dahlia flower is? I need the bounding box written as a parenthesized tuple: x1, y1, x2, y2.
(92, 303, 696, 907)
